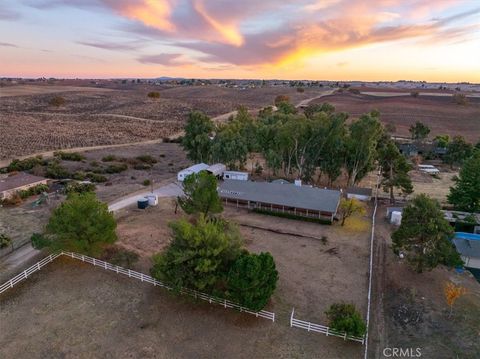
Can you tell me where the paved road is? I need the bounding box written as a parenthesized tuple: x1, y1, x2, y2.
(108, 182, 183, 212)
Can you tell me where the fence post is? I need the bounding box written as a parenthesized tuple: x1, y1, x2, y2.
(344, 332, 347, 341)
(82, 255, 85, 262)
(128, 269, 131, 277)
(326, 327, 329, 337)
(10, 279, 13, 288)
(308, 322, 311, 332)
(224, 299, 227, 308)
(104, 261, 107, 270)
(93, 258, 96, 266)
(37, 262, 41, 270)
(290, 308, 295, 327)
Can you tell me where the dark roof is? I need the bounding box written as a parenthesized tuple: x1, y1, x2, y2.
(453, 238, 480, 258)
(346, 186, 372, 196)
(218, 180, 341, 213)
(0, 173, 47, 192)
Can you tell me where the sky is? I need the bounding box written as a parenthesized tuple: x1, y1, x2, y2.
(0, 0, 479, 82)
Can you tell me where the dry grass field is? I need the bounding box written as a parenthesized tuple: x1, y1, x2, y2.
(0, 84, 322, 160)
(311, 92, 480, 142)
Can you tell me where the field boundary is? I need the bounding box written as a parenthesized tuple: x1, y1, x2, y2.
(290, 308, 365, 344)
(0, 251, 275, 322)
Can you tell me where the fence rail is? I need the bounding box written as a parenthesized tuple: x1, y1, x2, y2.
(0, 251, 275, 322)
(290, 308, 365, 344)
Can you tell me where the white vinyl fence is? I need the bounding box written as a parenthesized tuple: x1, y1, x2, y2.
(0, 251, 275, 322)
(290, 308, 365, 344)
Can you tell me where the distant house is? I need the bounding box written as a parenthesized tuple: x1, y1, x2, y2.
(0, 172, 48, 200)
(346, 187, 372, 201)
(218, 180, 341, 223)
(453, 232, 480, 269)
(177, 163, 209, 182)
(223, 171, 249, 181)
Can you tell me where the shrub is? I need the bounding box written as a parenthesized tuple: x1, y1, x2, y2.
(101, 155, 117, 162)
(105, 163, 128, 174)
(136, 155, 158, 165)
(142, 179, 151, 186)
(48, 96, 65, 107)
(1, 192, 22, 206)
(46, 161, 70, 179)
(410, 91, 419, 98)
(86, 172, 107, 183)
(133, 163, 151, 170)
(31, 233, 47, 249)
(0, 233, 12, 249)
(65, 181, 96, 194)
(348, 88, 361, 94)
(90, 160, 100, 167)
(226, 252, 278, 311)
(72, 171, 87, 181)
(18, 184, 49, 199)
(274, 95, 290, 106)
(296, 87, 305, 93)
(54, 151, 85, 161)
(453, 93, 468, 105)
(147, 91, 160, 99)
(325, 303, 366, 337)
(102, 246, 139, 268)
(7, 156, 44, 172)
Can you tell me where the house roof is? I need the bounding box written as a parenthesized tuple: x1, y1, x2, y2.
(346, 186, 372, 196)
(0, 172, 47, 192)
(206, 163, 226, 174)
(453, 238, 480, 259)
(179, 163, 209, 174)
(218, 180, 341, 213)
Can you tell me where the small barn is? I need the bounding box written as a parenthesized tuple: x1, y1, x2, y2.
(346, 187, 372, 201)
(223, 171, 248, 181)
(0, 172, 48, 200)
(206, 163, 226, 178)
(218, 180, 341, 223)
(177, 163, 209, 182)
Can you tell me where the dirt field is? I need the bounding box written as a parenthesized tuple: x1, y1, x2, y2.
(0, 84, 322, 160)
(311, 92, 480, 142)
(371, 206, 480, 359)
(115, 199, 371, 326)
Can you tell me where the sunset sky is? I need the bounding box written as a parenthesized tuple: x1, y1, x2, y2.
(1, 0, 479, 82)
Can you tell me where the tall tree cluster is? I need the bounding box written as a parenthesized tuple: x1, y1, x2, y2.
(181, 100, 388, 186)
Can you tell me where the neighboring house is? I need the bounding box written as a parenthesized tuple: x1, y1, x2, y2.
(177, 163, 209, 182)
(206, 163, 226, 178)
(0, 172, 48, 200)
(346, 187, 372, 201)
(223, 171, 249, 181)
(453, 232, 480, 269)
(218, 180, 341, 223)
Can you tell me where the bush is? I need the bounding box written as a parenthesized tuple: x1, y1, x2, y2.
(453, 93, 468, 105)
(274, 95, 290, 106)
(7, 156, 44, 172)
(136, 155, 157, 165)
(90, 160, 100, 167)
(46, 161, 70, 179)
(226, 252, 278, 311)
(86, 172, 107, 183)
(49, 96, 65, 107)
(410, 91, 419, 98)
(325, 303, 366, 337)
(142, 179, 151, 186)
(134, 163, 152, 170)
(1, 192, 22, 206)
(65, 181, 96, 194)
(296, 87, 305, 93)
(147, 91, 160, 99)
(105, 163, 128, 174)
(101, 246, 139, 268)
(18, 184, 49, 199)
(72, 171, 87, 181)
(101, 155, 117, 162)
(0, 233, 12, 249)
(54, 151, 85, 161)
(31, 233, 47, 249)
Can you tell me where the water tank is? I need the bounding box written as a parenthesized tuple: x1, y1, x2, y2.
(137, 197, 149, 209)
(147, 194, 158, 206)
(390, 211, 402, 225)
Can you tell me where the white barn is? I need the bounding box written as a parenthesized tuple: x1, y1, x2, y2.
(206, 163, 226, 178)
(177, 163, 209, 181)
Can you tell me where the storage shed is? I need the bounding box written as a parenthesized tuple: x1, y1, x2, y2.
(177, 163, 209, 182)
(223, 171, 248, 181)
(346, 187, 372, 201)
(453, 232, 480, 269)
(218, 180, 341, 223)
(206, 163, 226, 178)
(0, 172, 48, 200)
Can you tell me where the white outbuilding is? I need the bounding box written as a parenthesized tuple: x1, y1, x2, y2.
(177, 163, 209, 181)
(206, 163, 227, 178)
(223, 171, 249, 181)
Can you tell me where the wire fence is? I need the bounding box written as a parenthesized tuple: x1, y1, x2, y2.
(0, 251, 275, 322)
(290, 308, 365, 344)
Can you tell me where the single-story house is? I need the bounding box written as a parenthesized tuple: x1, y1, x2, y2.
(177, 163, 209, 182)
(206, 163, 226, 178)
(218, 180, 341, 223)
(346, 187, 373, 201)
(453, 232, 480, 269)
(0, 172, 48, 200)
(223, 171, 248, 181)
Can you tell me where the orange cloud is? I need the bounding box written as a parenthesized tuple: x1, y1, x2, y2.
(193, 0, 244, 46)
(118, 0, 175, 32)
